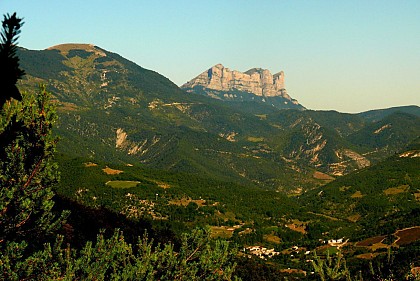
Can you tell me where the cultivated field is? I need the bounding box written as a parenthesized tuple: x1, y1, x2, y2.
(106, 180, 140, 189)
(356, 235, 386, 247)
(395, 226, 420, 246)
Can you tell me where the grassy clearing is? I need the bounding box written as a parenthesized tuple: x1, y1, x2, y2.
(102, 166, 124, 175)
(317, 246, 339, 255)
(285, 219, 307, 234)
(351, 191, 364, 198)
(106, 180, 140, 189)
(255, 114, 267, 120)
(148, 179, 171, 189)
(210, 226, 234, 239)
(347, 214, 361, 222)
(383, 184, 409, 195)
(339, 186, 351, 192)
(169, 197, 206, 207)
(308, 211, 340, 221)
(264, 234, 282, 244)
(247, 136, 264, 142)
(313, 171, 334, 180)
(58, 102, 79, 111)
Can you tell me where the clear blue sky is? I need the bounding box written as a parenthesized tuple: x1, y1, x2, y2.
(2, 0, 419, 113)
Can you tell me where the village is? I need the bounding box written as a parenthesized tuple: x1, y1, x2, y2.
(244, 238, 348, 260)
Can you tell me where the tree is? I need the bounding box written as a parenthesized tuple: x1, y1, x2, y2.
(0, 12, 24, 108)
(0, 85, 68, 246)
(311, 250, 351, 281)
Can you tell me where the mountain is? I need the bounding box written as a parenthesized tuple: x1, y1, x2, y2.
(358, 105, 420, 123)
(181, 64, 304, 110)
(17, 44, 323, 191)
(348, 112, 420, 154)
(16, 44, 419, 189)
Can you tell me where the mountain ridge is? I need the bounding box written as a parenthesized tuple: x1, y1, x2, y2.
(16, 43, 420, 186)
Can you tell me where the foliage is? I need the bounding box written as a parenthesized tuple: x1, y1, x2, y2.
(0, 227, 239, 281)
(0, 85, 69, 245)
(311, 250, 351, 281)
(312, 247, 420, 281)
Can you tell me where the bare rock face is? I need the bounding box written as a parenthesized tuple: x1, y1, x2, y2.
(181, 64, 293, 101)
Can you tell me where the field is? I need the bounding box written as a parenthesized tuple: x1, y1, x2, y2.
(356, 235, 386, 247)
(84, 162, 98, 167)
(169, 197, 207, 207)
(263, 234, 282, 244)
(313, 171, 334, 180)
(102, 166, 124, 175)
(351, 191, 364, 198)
(210, 226, 235, 238)
(148, 179, 171, 189)
(285, 219, 307, 234)
(356, 235, 388, 251)
(395, 226, 420, 246)
(347, 214, 361, 222)
(247, 136, 264, 142)
(355, 253, 382, 260)
(383, 185, 409, 195)
(355, 226, 420, 250)
(105, 180, 140, 189)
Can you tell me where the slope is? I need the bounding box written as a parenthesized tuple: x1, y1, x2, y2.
(300, 141, 420, 240)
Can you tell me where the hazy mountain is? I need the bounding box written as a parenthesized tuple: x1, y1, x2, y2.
(358, 105, 420, 122)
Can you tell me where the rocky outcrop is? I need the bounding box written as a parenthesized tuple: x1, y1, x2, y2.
(181, 64, 294, 101)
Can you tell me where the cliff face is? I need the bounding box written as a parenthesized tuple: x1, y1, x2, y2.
(181, 64, 294, 102)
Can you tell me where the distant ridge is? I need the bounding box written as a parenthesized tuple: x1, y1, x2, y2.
(358, 105, 420, 122)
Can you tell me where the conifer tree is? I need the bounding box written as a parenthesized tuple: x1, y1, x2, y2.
(0, 85, 69, 246)
(0, 12, 24, 107)
(0, 12, 68, 250)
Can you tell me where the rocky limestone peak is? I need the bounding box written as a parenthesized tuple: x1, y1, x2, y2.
(182, 64, 291, 99)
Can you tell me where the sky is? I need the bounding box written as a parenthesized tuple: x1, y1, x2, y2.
(1, 0, 419, 113)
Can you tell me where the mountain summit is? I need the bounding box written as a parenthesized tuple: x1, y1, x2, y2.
(181, 64, 304, 110)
